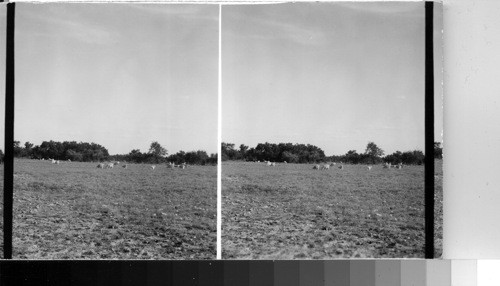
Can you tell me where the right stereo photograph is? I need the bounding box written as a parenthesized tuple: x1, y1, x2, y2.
(221, 2, 443, 259)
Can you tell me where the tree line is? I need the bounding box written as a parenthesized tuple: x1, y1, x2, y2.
(222, 142, 326, 164)
(222, 141, 444, 165)
(15, 140, 110, 162)
(5, 140, 217, 165)
(112, 149, 217, 165)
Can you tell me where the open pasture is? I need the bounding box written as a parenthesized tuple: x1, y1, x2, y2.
(5, 159, 216, 259)
(222, 160, 443, 259)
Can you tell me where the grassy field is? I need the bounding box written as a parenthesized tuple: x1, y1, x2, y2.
(222, 160, 443, 259)
(0, 159, 216, 259)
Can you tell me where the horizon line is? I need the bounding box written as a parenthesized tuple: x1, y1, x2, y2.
(221, 140, 436, 157)
(10, 139, 218, 156)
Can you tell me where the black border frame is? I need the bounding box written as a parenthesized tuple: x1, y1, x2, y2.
(3, 1, 15, 260)
(425, 1, 435, 259)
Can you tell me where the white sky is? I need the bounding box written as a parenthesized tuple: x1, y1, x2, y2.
(0, 2, 443, 156)
(222, 2, 443, 156)
(10, 3, 218, 155)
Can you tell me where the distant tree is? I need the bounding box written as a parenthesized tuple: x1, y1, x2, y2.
(385, 150, 424, 165)
(39, 141, 64, 159)
(344, 150, 361, 164)
(365, 142, 384, 158)
(221, 142, 238, 161)
(384, 151, 403, 165)
(185, 150, 210, 165)
(66, 149, 83, 161)
(308, 150, 323, 163)
(167, 151, 186, 164)
(0, 149, 4, 163)
(128, 149, 144, 163)
(13, 141, 23, 157)
(434, 142, 443, 159)
(130, 149, 141, 155)
(24, 141, 33, 150)
(401, 150, 425, 165)
(231, 142, 326, 163)
(163, 150, 216, 165)
(239, 144, 249, 158)
(208, 153, 218, 165)
(12, 140, 109, 161)
(282, 151, 299, 163)
(148, 141, 168, 157)
(244, 147, 257, 161)
(23, 141, 34, 158)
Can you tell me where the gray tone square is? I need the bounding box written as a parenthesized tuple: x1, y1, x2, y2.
(275, 261, 300, 286)
(426, 260, 450, 286)
(350, 260, 375, 286)
(325, 260, 349, 286)
(300, 261, 324, 286)
(375, 260, 400, 286)
(401, 260, 426, 286)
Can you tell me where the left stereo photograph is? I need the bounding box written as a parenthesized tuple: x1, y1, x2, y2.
(1, 3, 218, 259)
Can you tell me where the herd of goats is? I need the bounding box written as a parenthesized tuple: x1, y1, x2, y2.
(261, 160, 404, 171)
(41, 158, 405, 171)
(40, 158, 188, 170)
(96, 161, 188, 170)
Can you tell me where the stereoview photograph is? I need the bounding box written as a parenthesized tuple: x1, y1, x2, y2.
(221, 2, 443, 259)
(5, 3, 218, 259)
